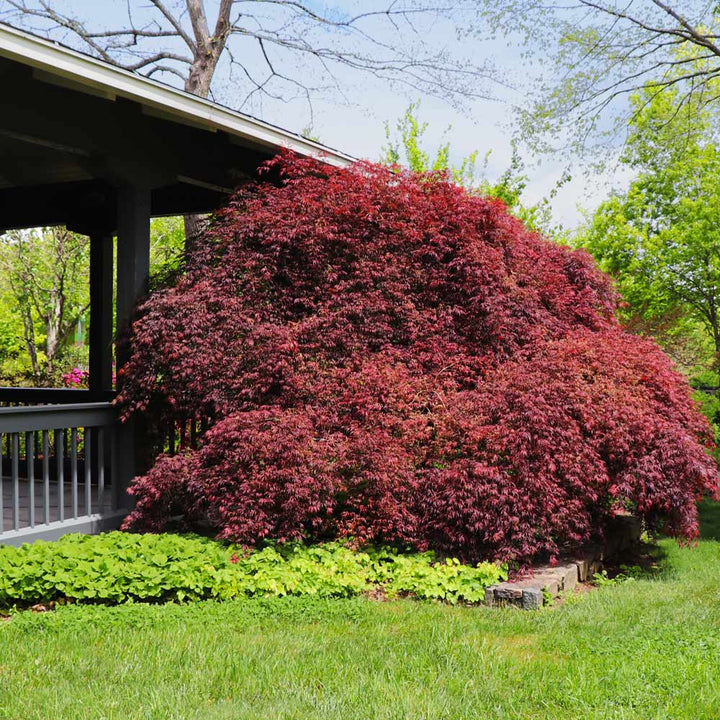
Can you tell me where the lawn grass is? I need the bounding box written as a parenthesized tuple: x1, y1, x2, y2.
(1, 505, 720, 720)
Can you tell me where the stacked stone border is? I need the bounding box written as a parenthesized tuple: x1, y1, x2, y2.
(485, 515, 643, 610)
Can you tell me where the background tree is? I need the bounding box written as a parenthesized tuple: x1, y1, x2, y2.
(3, 1, 490, 112)
(0, 290, 25, 380)
(577, 85, 720, 438)
(0, 227, 90, 384)
(0, 218, 185, 386)
(476, 1, 720, 152)
(149, 216, 186, 288)
(580, 87, 720, 352)
(382, 101, 569, 235)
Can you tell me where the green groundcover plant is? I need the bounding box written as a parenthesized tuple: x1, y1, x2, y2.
(0, 532, 506, 609)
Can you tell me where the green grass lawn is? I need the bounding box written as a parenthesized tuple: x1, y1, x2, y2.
(2, 505, 720, 720)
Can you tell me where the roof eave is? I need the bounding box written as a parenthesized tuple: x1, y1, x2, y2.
(0, 22, 355, 168)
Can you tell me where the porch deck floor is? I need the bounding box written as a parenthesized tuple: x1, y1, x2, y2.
(1, 477, 113, 532)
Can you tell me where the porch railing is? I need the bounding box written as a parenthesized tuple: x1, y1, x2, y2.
(0, 387, 115, 407)
(162, 415, 210, 455)
(0, 400, 125, 545)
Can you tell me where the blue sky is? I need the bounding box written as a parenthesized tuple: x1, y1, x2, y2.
(7, 0, 630, 229)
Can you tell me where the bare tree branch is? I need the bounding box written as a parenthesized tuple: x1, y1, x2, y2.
(0, 0, 493, 114)
(146, 0, 196, 51)
(476, 0, 720, 152)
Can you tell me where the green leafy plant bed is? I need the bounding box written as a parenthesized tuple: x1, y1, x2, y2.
(0, 532, 506, 609)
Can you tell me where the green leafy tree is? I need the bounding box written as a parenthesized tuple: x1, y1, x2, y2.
(382, 102, 479, 186)
(0, 220, 183, 386)
(0, 289, 25, 379)
(0, 227, 90, 384)
(577, 84, 720, 452)
(150, 216, 186, 287)
(381, 102, 568, 236)
(580, 88, 720, 361)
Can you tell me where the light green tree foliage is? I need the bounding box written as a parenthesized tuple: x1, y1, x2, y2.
(150, 216, 185, 287)
(578, 86, 720, 433)
(0, 219, 186, 386)
(381, 102, 567, 237)
(580, 88, 720, 356)
(475, 1, 720, 154)
(0, 290, 23, 357)
(383, 103, 479, 185)
(0, 227, 90, 384)
(0, 289, 25, 381)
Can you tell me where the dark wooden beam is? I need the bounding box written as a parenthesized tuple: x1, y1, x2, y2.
(114, 182, 151, 507)
(89, 232, 114, 395)
(0, 180, 114, 233)
(115, 184, 150, 369)
(0, 179, 240, 232)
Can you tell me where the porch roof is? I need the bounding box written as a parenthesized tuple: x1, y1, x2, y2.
(0, 22, 355, 234)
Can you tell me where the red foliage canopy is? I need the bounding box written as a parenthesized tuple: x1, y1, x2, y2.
(118, 153, 718, 563)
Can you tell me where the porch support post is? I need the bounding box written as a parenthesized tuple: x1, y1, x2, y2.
(116, 184, 151, 368)
(88, 232, 114, 396)
(114, 183, 151, 508)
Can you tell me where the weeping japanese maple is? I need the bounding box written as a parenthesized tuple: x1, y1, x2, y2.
(117, 153, 718, 563)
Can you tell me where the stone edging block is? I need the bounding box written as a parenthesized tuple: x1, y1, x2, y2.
(484, 547, 602, 610)
(484, 515, 643, 609)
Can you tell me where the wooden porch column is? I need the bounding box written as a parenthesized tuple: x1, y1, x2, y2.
(88, 232, 114, 396)
(116, 184, 151, 368)
(114, 183, 151, 508)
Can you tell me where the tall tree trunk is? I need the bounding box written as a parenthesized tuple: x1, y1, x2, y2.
(44, 287, 63, 376)
(19, 303, 41, 381)
(182, 0, 233, 251)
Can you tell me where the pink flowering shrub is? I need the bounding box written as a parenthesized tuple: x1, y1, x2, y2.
(62, 367, 88, 388)
(117, 153, 718, 563)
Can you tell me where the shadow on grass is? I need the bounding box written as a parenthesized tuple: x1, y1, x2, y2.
(604, 541, 668, 580)
(598, 501, 719, 583)
(699, 500, 720, 541)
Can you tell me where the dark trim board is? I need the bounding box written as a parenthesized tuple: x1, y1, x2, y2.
(0, 388, 115, 404)
(0, 510, 126, 546)
(0, 180, 232, 234)
(0, 402, 115, 433)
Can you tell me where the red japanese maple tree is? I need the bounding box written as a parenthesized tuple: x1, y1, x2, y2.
(118, 153, 719, 563)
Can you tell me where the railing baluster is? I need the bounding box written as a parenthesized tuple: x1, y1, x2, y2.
(110, 422, 118, 512)
(71, 428, 78, 519)
(180, 418, 187, 450)
(26, 431, 35, 527)
(98, 427, 105, 513)
(43, 430, 50, 525)
(84, 427, 92, 515)
(56, 429, 65, 523)
(11, 433, 19, 530)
